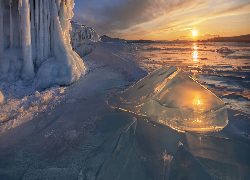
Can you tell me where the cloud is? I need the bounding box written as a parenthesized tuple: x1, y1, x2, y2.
(203, 34, 219, 37)
(211, 1, 250, 17)
(73, 0, 250, 39)
(73, 0, 204, 35)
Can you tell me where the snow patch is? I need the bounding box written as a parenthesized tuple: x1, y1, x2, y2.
(0, 86, 68, 134)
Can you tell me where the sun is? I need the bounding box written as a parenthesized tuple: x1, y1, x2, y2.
(192, 29, 198, 37)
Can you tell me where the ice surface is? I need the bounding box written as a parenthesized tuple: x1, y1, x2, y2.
(82, 42, 147, 80)
(169, 143, 214, 180)
(169, 142, 215, 180)
(108, 66, 228, 132)
(186, 131, 250, 167)
(79, 112, 217, 179)
(0, 62, 248, 179)
(0, 0, 85, 90)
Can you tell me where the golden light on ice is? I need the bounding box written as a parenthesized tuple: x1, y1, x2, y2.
(193, 50, 199, 62)
(197, 99, 201, 105)
(193, 44, 197, 50)
(193, 94, 203, 106)
(192, 29, 198, 37)
(193, 51, 198, 61)
(192, 43, 198, 62)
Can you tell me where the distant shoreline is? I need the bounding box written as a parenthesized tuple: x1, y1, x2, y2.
(126, 34, 250, 43)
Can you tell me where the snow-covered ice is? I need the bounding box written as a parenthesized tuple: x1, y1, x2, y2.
(82, 41, 146, 80)
(0, 85, 68, 134)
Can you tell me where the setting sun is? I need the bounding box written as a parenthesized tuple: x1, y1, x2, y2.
(192, 29, 198, 37)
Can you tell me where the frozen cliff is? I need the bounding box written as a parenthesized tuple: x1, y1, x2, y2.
(0, 0, 85, 90)
(70, 21, 99, 57)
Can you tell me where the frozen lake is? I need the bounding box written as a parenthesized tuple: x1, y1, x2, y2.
(137, 42, 250, 114)
(0, 42, 249, 180)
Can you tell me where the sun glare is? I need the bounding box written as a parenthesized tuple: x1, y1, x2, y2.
(192, 29, 198, 37)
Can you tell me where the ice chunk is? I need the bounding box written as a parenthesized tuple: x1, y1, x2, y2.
(70, 21, 100, 57)
(169, 142, 215, 180)
(216, 47, 233, 54)
(107, 66, 228, 132)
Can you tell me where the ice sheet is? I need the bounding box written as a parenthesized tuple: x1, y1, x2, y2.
(169, 142, 215, 180)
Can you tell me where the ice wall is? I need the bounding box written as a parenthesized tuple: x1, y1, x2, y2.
(70, 21, 99, 57)
(0, 0, 85, 90)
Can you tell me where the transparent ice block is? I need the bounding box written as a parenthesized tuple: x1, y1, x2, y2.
(107, 66, 228, 132)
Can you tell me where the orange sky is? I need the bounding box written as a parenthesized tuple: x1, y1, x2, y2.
(73, 0, 250, 40)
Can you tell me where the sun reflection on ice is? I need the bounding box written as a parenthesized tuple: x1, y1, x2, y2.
(193, 95, 202, 106)
(192, 44, 199, 62)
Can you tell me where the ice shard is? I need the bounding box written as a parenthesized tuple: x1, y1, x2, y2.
(107, 66, 228, 132)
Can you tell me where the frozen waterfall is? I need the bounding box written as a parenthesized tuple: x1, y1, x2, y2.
(0, 0, 85, 90)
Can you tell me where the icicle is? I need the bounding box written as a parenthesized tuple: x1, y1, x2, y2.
(19, 0, 22, 47)
(55, 0, 60, 13)
(50, 0, 54, 55)
(35, 0, 40, 65)
(47, 0, 51, 56)
(0, 0, 4, 53)
(39, 0, 44, 66)
(52, 0, 67, 56)
(47, 1, 51, 56)
(9, 0, 13, 48)
(44, 0, 48, 59)
(30, 0, 36, 61)
(20, 0, 35, 81)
